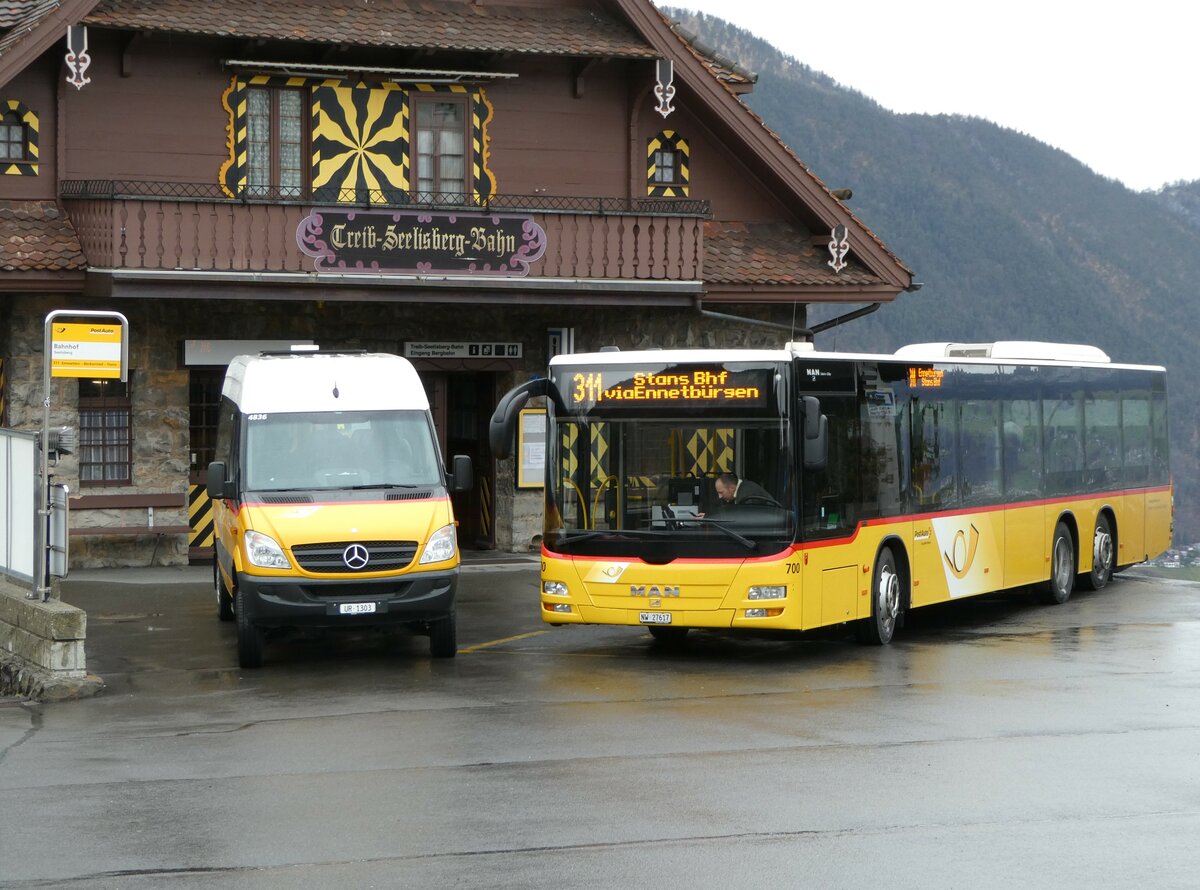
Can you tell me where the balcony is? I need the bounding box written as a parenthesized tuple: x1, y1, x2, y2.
(60, 181, 710, 303)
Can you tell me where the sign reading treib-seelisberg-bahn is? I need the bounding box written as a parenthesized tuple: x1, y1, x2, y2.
(297, 209, 548, 276)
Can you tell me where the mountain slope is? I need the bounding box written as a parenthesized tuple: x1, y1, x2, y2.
(669, 9, 1199, 542)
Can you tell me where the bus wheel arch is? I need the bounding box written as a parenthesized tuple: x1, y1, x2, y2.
(856, 539, 907, 645)
(1081, 509, 1117, 591)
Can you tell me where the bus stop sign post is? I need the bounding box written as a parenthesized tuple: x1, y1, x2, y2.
(33, 310, 129, 601)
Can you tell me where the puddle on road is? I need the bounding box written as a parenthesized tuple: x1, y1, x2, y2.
(93, 613, 165, 623)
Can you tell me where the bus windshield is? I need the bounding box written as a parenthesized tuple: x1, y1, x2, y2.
(243, 410, 442, 491)
(545, 359, 794, 559)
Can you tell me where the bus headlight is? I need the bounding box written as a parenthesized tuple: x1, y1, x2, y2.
(245, 530, 290, 569)
(419, 524, 457, 565)
(543, 581, 569, 597)
(748, 586, 787, 600)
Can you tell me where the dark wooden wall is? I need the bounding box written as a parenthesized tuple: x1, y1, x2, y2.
(2, 55, 58, 200)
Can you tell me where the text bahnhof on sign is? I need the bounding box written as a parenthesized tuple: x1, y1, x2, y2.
(570, 369, 762, 405)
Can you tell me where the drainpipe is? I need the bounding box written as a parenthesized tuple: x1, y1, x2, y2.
(698, 306, 813, 341)
(810, 302, 881, 335)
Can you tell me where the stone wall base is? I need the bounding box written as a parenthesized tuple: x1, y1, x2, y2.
(0, 577, 104, 702)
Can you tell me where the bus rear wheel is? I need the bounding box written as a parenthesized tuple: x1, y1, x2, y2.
(1080, 514, 1115, 591)
(1036, 521, 1075, 605)
(857, 546, 902, 645)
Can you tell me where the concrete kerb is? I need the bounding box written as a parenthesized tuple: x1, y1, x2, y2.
(0, 575, 105, 703)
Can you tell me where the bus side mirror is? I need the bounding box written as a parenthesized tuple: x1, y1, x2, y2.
(801, 396, 828, 472)
(448, 454, 474, 493)
(207, 461, 230, 500)
(489, 378, 550, 460)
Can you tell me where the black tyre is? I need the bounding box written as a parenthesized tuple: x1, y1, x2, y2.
(235, 587, 264, 668)
(856, 545, 903, 645)
(648, 625, 689, 644)
(215, 559, 234, 622)
(1080, 514, 1115, 591)
(1036, 521, 1075, 605)
(429, 611, 457, 658)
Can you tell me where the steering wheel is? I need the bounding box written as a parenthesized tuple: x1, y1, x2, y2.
(740, 494, 781, 507)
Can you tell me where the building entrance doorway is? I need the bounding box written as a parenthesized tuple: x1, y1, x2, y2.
(187, 368, 223, 562)
(422, 371, 496, 550)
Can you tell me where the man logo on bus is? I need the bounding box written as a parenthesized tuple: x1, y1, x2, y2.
(630, 585, 681, 597)
(943, 524, 981, 580)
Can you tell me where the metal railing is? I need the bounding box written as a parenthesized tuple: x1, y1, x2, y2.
(60, 181, 711, 218)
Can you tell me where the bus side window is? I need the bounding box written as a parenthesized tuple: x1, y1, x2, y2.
(802, 395, 857, 535)
(1002, 399, 1041, 497)
(960, 400, 1000, 505)
(1121, 391, 1150, 486)
(1084, 384, 1121, 491)
(912, 398, 957, 509)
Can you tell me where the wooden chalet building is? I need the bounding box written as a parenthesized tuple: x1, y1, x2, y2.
(0, 0, 914, 566)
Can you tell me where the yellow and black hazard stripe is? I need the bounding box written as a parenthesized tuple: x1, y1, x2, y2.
(647, 130, 689, 197)
(218, 74, 309, 198)
(471, 87, 497, 203)
(2, 99, 38, 176)
(479, 474, 492, 540)
(188, 482, 214, 550)
(589, 422, 610, 489)
(683, 428, 733, 476)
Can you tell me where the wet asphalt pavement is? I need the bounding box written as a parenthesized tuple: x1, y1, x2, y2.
(2, 559, 1200, 888)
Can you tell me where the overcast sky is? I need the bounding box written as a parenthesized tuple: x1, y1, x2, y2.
(669, 0, 1199, 192)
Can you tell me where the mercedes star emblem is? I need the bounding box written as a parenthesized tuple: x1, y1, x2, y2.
(342, 543, 370, 570)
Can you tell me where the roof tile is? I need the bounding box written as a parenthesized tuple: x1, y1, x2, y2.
(0, 0, 65, 57)
(703, 221, 878, 287)
(84, 0, 658, 58)
(0, 201, 87, 272)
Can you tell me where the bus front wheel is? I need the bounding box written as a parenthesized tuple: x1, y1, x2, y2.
(1037, 521, 1076, 605)
(429, 611, 457, 658)
(857, 546, 902, 645)
(215, 559, 234, 622)
(235, 588, 264, 668)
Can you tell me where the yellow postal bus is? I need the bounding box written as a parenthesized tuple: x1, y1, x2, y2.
(208, 349, 472, 667)
(491, 341, 1171, 644)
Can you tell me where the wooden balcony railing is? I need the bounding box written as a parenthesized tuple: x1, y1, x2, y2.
(61, 182, 710, 282)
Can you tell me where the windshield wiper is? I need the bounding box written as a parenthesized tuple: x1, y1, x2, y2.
(553, 529, 651, 544)
(344, 483, 426, 490)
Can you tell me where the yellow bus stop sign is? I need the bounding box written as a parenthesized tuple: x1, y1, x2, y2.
(50, 322, 123, 378)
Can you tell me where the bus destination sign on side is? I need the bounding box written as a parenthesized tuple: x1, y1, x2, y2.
(564, 366, 774, 410)
(908, 366, 945, 388)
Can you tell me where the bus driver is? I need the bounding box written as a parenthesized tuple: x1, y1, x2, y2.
(714, 472, 775, 506)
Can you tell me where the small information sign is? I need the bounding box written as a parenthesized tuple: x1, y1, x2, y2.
(50, 322, 123, 378)
(517, 408, 546, 489)
(404, 342, 523, 360)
